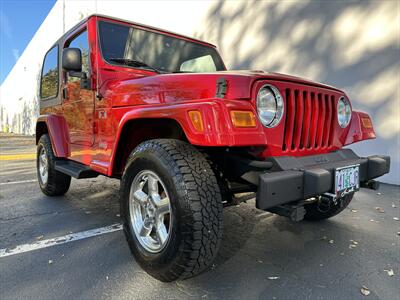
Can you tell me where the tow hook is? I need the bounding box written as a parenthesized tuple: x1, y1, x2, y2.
(314, 193, 339, 213)
(322, 193, 338, 205)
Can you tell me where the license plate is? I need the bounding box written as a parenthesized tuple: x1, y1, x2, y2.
(335, 165, 360, 198)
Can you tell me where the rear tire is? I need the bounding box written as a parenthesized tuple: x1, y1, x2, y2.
(304, 194, 354, 221)
(37, 134, 71, 196)
(120, 139, 223, 282)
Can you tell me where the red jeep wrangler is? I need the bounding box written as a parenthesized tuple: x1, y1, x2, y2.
(36, 15, 390, 281)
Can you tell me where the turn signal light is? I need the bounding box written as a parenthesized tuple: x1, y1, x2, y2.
(361, 117, 373, 129)
(230, 110, 257, 128)
(188, 111, 204, 132)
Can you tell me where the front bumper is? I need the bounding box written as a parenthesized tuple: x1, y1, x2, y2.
(256, 149, 390, 210)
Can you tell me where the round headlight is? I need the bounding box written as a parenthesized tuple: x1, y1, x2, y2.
(337, 96, 352, 128)
(256, 84, 284, 128)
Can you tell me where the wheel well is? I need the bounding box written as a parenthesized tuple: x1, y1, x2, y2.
(112, 118, 188, 176)
(36, 122, 48, 144)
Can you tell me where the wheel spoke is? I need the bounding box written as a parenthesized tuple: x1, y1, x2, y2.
(155, 196, 170, 216)
(138, 179, 146, 190)
(147, 175, 159, 195)
(41, 153, 47, 164)
(139, 219, 153, 237)
(132, 190, 148, 205)
(155, 223, 168, 245)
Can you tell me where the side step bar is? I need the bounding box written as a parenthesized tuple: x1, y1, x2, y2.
(54, 160, 99, 179)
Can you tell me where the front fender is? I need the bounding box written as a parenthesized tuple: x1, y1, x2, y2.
(36, 115, 70, 157)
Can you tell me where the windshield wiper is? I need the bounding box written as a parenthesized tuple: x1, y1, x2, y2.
(108, 58, 161, 73)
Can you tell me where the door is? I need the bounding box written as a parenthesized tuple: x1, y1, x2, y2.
(62, 29, 95, 146)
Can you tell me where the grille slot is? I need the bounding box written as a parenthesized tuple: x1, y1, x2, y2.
(283, 88, 337, 152)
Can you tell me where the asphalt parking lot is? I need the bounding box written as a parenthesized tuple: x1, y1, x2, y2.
(0, 133, 399, 300)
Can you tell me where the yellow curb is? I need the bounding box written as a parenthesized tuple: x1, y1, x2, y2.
(0, 153, 36, 161)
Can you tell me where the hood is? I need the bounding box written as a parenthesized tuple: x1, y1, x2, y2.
(105, 69, 343, 107)
(220, 70, 340, 91)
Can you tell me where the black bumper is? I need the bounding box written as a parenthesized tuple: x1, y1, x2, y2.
(256, 149, 390, 210)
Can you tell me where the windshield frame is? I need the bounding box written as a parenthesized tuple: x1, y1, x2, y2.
(96, 18, 227, 74)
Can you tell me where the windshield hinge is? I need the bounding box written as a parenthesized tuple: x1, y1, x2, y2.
(216, 77, 228, 98)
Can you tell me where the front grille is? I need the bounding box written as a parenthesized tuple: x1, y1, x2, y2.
(282, 88, 337, 152)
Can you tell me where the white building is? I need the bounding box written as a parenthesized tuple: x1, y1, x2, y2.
(0, 0, 398, 184)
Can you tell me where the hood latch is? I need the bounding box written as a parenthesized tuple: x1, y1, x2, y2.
(216, 77, 228, 98)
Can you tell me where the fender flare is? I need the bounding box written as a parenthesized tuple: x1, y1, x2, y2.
(36, 115, 70, 157)
(344, 111, 376, 145)
(108, 100, 266, 176)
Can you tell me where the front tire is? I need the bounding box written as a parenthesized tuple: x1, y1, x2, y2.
(120, 139, 223, 282)
(37, 134, 71, 196)
(304, 194, 354, 221)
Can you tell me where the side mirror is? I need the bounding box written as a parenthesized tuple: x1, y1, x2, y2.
(62, 48, 82, 72)
(62, 47, 91, 89)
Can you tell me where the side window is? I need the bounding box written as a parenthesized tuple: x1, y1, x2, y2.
(40, 46, 59, 99)
(66, 30, 89, 84)
(180, 55, 217, 72)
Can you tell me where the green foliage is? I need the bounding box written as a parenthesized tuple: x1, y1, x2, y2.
(41, 68, 58, 99)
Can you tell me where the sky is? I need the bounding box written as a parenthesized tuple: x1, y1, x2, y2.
(0, 0, 55, 84)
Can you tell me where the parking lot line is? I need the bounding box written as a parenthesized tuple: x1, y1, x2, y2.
(0, 179, 37, 185)
(0, 153, 36, 160)
(0, 223, 123, 258)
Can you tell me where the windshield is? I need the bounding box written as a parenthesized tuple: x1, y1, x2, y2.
(98, 20, 225, 73)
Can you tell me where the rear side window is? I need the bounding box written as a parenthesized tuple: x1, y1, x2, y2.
(40, 46, 59, 99)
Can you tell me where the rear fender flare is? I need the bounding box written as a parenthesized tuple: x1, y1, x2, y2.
(36, 115, 70, 157)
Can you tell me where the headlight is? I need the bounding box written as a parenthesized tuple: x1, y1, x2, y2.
(256, 84, 284, 128)
(337, 96, 352, 128)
